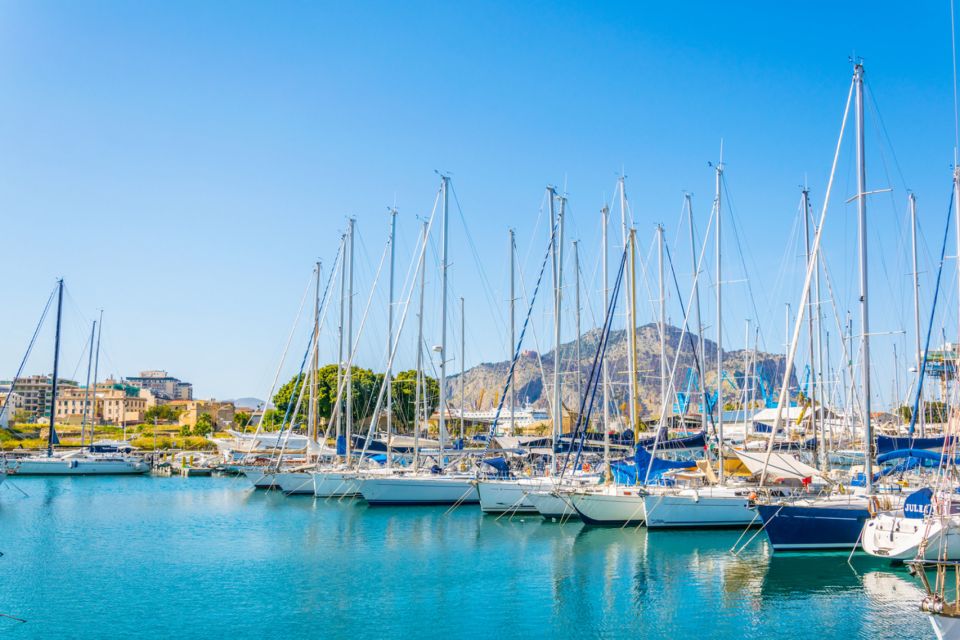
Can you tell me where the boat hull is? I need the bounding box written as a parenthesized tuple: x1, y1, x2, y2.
(570, 491, 646, 526)
(757, 503, 869, 551)
(526, 490, 579, 521)
(240, 467, 280, 489)
(476, 479, 538, 514)
(10, 457, 149, 475)
(359, 476, 478, 505)
(275, 472, 315, 495)
(643, 490, 758, 529)
(863, 515, 960, 561)
(313, 471, 361, 497)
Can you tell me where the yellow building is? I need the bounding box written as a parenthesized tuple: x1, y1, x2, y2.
(170, 400, 235, 430)
(55, 379, 150, 425)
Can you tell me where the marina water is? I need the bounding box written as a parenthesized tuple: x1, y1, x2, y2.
(0, 476, 931, 639)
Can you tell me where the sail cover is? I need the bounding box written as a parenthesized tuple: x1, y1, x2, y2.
(876, 435, 952, 454)
(733, 449, 822, 482)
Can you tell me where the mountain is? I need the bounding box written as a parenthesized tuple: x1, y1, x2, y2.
(230, 397, 267, 410)
(446, 323, 796, 420)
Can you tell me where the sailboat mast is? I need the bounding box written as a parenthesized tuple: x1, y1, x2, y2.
(801, 188, 822, 470)
(687, 194, 707, 436)
(413, 220, 428, 472)
(601, 204, 611, 481)
(573, 240, 583, 413)
(509, 228, 516, 436)
(853, 62, 873, 493)
(80, 320, 96, 449)
(386, 208, 397, 465)
(658, 224, 667, 416)
(90, 310, 102, 447)
(715, 151, 725, 485)
(811, 197, 828, 466)
(336, 233, 346, 452)
(620, 177, 636, 437)
(459, 296, 465, 445)
(346, 217, 355, 461)
(910, 193, 925, 437)
(551, 191, 566, 474)
(309, 261, 320, 447)
(438, 176, 450, 454)
(47, 279, 64, 457)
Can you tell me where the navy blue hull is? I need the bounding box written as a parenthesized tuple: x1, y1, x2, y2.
(756, 503, 869, 551)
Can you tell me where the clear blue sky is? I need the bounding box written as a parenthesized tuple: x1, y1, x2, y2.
(2, 1, 957, 409)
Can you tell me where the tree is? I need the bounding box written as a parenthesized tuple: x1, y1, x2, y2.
(273, 366, 383, 429)
(391, 369, 439, 431)
(144, 405, 183, 424)
(193, 413, 215, 437)
(179, 424, 192, 437)
(234, 411, 251, 430)
(898, 401, 948, 424)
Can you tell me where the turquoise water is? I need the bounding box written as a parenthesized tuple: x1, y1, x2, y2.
(0, 476, 932, 639)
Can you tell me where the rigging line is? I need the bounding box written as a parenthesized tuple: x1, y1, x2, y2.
(512, 241, 555, 424)
(0, 285, 57, 427)
(252, 264, 326, 438)
(721, 174, 767, 352)
(664, 241, 717, 432)
(565, 247, 628, 478)
(952, 0, 960, 160)
(907, 184, 956, 437)
(482, 216, 559, 450)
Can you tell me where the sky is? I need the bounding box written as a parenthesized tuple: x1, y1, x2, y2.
(1, 1, 958, 409)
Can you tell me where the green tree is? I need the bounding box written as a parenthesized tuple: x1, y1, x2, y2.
(144, 405, 183, 424)
(273, 366, 384, 429)
(179, 424, 192, 437)
(234, 411, 251, 430)
(391, 369, 439, 431)
(193, 413, 215, 437)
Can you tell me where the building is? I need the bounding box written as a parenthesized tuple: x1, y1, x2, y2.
(125, 370, 193, 401)
(169, 399, 235, 430)
(0, 385, 24, 428)
(0, 375, 79, 422)
(55, 379, 149, 425)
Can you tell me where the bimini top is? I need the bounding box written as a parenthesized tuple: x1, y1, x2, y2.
(733, 449, 823, 483)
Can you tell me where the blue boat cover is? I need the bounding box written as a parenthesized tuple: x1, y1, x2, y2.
(904, 487, 933, 519)
(876, 448, 947, 464)
(610, 447, 697, 484)
(876, 435, 952, 454)
(481, 457, 510, 477)
(335, 435, 346, 456)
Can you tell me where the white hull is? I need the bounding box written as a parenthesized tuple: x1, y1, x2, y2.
(526, 489, 578, 520)
(570, 488, 647, 526)
(359, 475, 478, 505)
(863, 514, 960, 561)
(476, 479, 539, 514)
(10, 456, 149, 476)
(275, 471, 315, 495)
(240, 467, 279, 489)
(643, 487, 758, 529)
(932, 615, 960, 640)
(312, 471, 361, 497)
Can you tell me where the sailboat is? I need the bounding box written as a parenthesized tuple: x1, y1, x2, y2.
(9, 281, 149, 476)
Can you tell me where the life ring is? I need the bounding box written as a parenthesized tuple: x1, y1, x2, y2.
(583, 463, 592, 472)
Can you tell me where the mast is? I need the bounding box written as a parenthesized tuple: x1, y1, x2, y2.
(802, 188, 823, 470)
(687, 194, 707, 437)
(309, 261, 320, 448)
(629, 228, 639, 438)
(573, 240, 583, 411)
(336, 233, 346, 455)
(386, 208, 397, 466)
(601, 204, 611, 481)
(811, 196, 828, 467)
(715, 150, 725, 485)
(80, 320, 96, 449)
(459, 296, 465, 445)
(620, 177, 636, 437)
(438, 176, 450, 455)
(47, 279, 64, 457)
(509, 228, 516, 436)
(910, 193, 925, 436)
(346, 218, 355, 461)
(743, 319, 750, 416)
(413, 220, 428, 472)
(550, 189, 566, 474)
(854, 62, 873, 493)
(90, 310, 102, 447)
(657, 224, 667, 416)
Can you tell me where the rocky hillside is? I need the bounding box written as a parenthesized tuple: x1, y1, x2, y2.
(446, 323, 795, 420)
